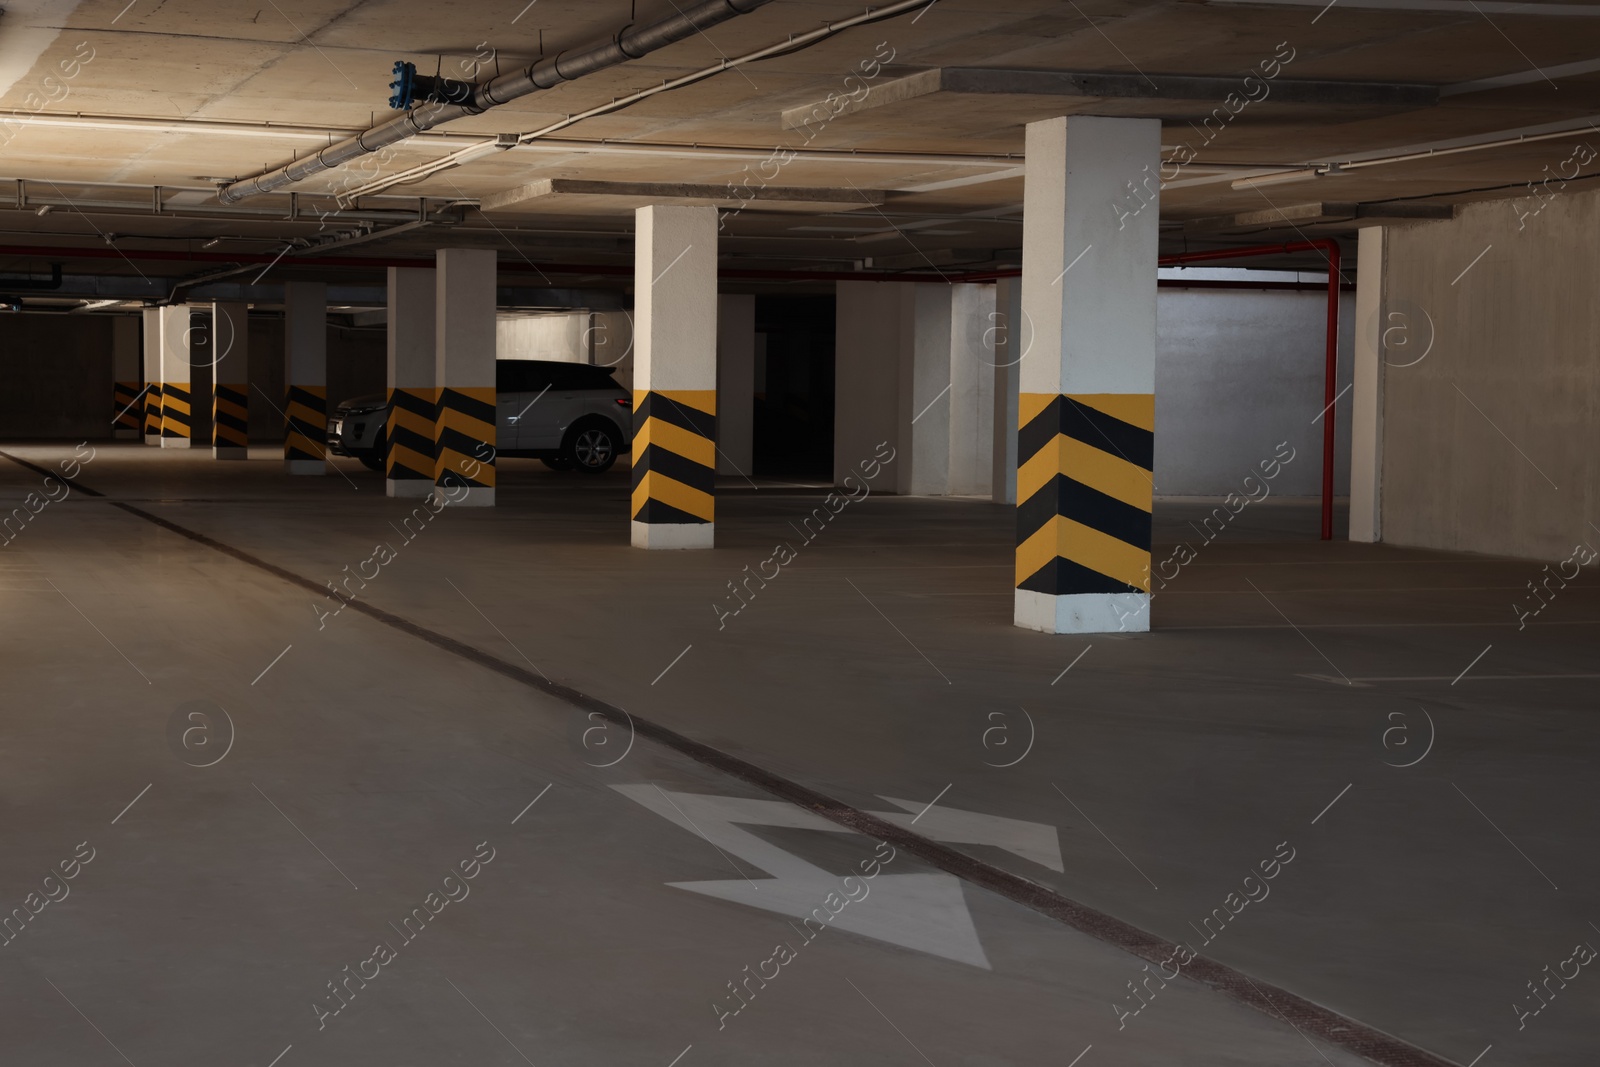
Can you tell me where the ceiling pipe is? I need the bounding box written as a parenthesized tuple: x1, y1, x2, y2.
(218, 0, 779, 204)
(347, 0, 942, 199)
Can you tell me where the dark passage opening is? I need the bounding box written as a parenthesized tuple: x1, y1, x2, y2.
(752, 294, 834, 480)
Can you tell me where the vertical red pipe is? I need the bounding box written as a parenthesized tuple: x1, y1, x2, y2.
(1321, 242, 1340, 541)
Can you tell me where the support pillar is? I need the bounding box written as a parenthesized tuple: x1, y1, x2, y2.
(158, 305, 194, 448)
(211, 302, 249, 459)
(991, 277, 1022, 504)
(141, 309, 162, 444)
(715, 294, 755, 479)
(1349, 226, 1385, 543)
(284, 281, 327, 475)
(947, 282, 996, 496)
(834, 280, 903, 486)
(631, 205, 717, 549)
(896, 285, 951, 496)
(386, 267, 437, 498)
(1014, 116, 1160, 634)
(434, 250, 496, 506)
(111, 317, 141, 439)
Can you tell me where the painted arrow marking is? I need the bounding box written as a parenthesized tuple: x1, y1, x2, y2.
(613, 785, 1064, 969)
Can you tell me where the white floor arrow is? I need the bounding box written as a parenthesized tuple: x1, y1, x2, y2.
(613, 785, 1064, 969)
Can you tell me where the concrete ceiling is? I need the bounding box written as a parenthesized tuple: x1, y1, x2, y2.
(0, 0, 1595, 303)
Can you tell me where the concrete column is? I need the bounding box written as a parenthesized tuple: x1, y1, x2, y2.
(835, 280, 903, 486)
(1015, 116, 1160, 635)
(632, 204, 718, 549)
(111, 317, 141, 439)
(284, 281, 328, 475)
(1349, 226, 1386, 543)
(434, 249, 497, 506)
(716, 294, 755, 478)
(386, 267, 437, 498)
(990, 277, 1022, 504)
(948, 282, 996, 497)
(141, 309, 162, 444)
(157, 305, 194, 448)
(897, 284, 952, 496)
(211, 302, 249, 459)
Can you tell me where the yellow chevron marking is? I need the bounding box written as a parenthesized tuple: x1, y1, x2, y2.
(643, 388, 717, 417)
(1016, 436, 1153, 513)
(1015, 515, 1150, 592)
(635, 416, 715, 468)
(1019, 391, 1056, 429)
(1070, 392, 1155, 432)
(632, 470, 714, 522)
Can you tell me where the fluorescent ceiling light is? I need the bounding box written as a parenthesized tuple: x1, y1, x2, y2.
(1231, 169, 1323, 190)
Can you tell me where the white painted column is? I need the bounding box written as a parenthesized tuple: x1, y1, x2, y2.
(141, 309, 162, 444)
(434, 249, 497, 506)
(1015, 116, 1160, 635)
(111, 317, 141, 439)
(948, 282, 996, 496)
(283, 282, 328, 475)
(632, 204, 718, 548)
(211, 302, 249, 459)
(991, 277, 1022, 504)
(716, 294, 756, 478)
(1349, 226, 1386, 543)
(386, 267, 437, 498)
(157, 305, 194, 448)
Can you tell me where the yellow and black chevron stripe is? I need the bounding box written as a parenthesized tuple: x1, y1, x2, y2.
(1016, 393, 1153, 595)
(435, 386, 495, 489)
(113, 381, 142, 430)
(143, 382, 163, 436)
(161, 382, 193, 440)
(385, 386, 437, 482)
(213, 384, 248, 449)
(285, 384, 326, 462)
(632, 390, 715, 524)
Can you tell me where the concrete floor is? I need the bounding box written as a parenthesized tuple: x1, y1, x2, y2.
(2, 443, 1596, 1067)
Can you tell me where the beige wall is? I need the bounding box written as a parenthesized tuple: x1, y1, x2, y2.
(1382, 184, 1600, 560)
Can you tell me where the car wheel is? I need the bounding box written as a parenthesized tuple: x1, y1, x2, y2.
(564, 421, 621, 474)
(358, 452, 383, 472)
(540, 456, 574, 471)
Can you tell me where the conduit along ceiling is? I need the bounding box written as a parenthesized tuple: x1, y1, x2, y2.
(0, 0, 1596, 308)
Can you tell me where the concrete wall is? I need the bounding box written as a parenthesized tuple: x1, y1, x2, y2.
(1381, 187, 1600, 560)
(840, 278, 1350, 499)
(590, 310, 635, 392)
(1155, 287, 1355, 497)
(0, 314, 114, 438)
(497, 312, 587, 363)
(0, 313, 383, 443)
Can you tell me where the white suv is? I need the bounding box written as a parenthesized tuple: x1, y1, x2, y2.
(329, 360, 632, 473)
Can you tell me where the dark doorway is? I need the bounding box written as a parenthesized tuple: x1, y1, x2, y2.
(752, 294, 834, 479)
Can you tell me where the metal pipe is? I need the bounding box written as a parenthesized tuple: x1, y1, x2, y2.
(338, 0, 940, 200)
(219, 0, 777, 204)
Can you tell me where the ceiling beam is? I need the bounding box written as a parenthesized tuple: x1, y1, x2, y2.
(782, 68, 1438, 129)
(481, 179, 887, 214)
(1181, 201, 1455, 234)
